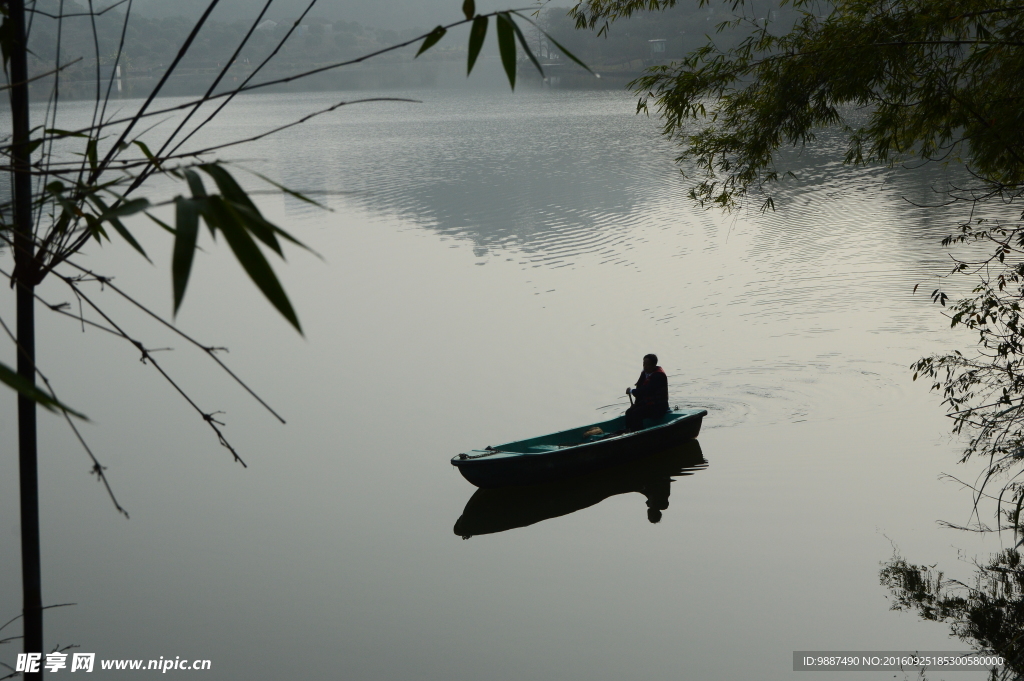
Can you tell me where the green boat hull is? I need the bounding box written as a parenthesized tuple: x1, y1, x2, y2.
(451, 408, 707, 488)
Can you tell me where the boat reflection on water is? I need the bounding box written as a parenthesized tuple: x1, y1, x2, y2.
(454, 440, 707, 538)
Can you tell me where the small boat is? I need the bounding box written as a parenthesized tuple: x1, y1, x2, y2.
(454, 439, 708, 538)
(451, 408, 707, 488)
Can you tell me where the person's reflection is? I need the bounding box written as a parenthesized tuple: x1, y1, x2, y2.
(642, 477, 671, 524)
(454, 440, 707, 538)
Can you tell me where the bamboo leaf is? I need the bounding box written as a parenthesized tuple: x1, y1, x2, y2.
(172, 197, 201, 314)
(510, 17, 543, 76)
(86, 138, 98, 172)
(182, 168, 208, 199)
(230, 202, 313, 255)
(25, 138, 44, 156)
(133, 139, 161, 169)
(146, 211, 175, 235)
(50, 192, 84, 227)
(91, 195, 151, 262)
(229, 202, 282, 256)
(198, 164, 292, 256)
(496, 13, 517, 89)
(95, 196, 151, 221)
(104, 216, 149, 261)
(538, 30, 593, 73)
(512, 12, 593, 74)
(0, 361, 88, 419)
(44, 128, 91, 139)
(467, 15, 488, 76)
(84, 214, 109, 243)
(244, 168, 329, 211)
(416, 26, 446, 57)
(462, 0, 475, 21)
(204, 198, 302, 333)
(199, 164, 258, 212)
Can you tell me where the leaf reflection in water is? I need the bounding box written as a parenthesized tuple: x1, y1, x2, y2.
(880, 549, 1024, 679)
(454, 440, 707, 539)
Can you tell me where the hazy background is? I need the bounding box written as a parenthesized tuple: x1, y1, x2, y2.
(21, 0, 795, 97)
(132, 0, 519, 29)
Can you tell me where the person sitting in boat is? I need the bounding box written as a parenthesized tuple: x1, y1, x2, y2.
(625, 354, 669, 431)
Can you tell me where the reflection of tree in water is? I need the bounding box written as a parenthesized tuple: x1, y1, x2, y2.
(454, 440, 707, 538)
(285, 93, 694, 266)
(880, 550, 1024, 679)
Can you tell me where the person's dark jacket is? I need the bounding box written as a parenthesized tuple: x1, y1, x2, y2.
(633, 367, 669, 413)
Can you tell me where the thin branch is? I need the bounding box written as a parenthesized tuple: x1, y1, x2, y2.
(133, 0, 289, 195)
(155, 0, 321, 168)
(0, 311, 128, 517)
(98, 0, 133, 137)
(0, 603, 77, 636)
(63, 261, 287, 424)
(86, 0, 104, 155)
(53, 273, 249, 467)
(0, 57, 82, 93)
(161, 97, 419, 160)
(33, 0, 70, 254)
(26, 0, 129, 19)
(89, 0, 225, 184)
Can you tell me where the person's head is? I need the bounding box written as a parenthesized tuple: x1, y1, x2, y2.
(643, 353, 658, 372)
(647, 494, 668, 523)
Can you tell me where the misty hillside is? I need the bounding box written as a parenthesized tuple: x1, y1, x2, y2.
(21, 0, 798, 96)
(129, 0, 531, 31)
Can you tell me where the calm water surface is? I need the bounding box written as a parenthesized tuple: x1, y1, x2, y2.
(0, 88, 999, 679)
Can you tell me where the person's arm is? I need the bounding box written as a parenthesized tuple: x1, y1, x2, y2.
(631, 373, 649, 398)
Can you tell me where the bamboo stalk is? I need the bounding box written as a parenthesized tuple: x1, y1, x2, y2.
(9, 0, 43, 677)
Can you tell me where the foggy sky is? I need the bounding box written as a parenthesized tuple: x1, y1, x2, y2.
(130, 0, 556, 31)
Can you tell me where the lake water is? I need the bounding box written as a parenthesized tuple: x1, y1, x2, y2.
(0, 86, 1003, 679)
